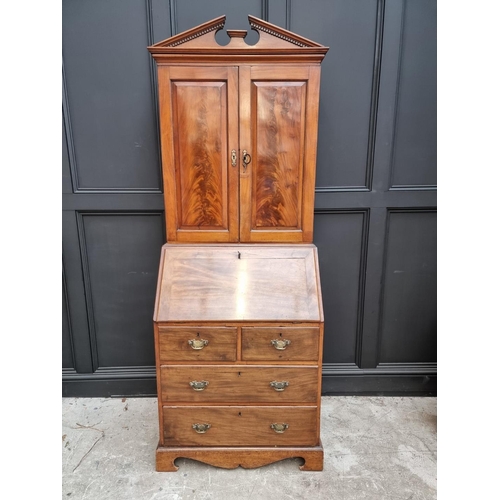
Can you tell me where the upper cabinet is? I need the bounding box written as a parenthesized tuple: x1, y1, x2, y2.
(148, 16, 328, 243)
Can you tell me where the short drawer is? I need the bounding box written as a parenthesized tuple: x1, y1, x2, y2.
(158, 326, 237, 362)
(160, 365, 318, 403)
(163, 406, 318, 446)
(241, 327, 320, 361)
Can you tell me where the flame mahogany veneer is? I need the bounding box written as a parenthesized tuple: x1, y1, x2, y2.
(149, 15, 328, 471)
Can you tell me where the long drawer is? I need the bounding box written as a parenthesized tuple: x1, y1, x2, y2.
(241, 327, 320, 361)
(158, 326, 237, 362)
(163, 406, 318, 446)
(160, 365, 318, 403)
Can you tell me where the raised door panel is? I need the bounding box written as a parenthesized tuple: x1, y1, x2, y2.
(239, 66, 321, 243)
(158, 66, 239, 242)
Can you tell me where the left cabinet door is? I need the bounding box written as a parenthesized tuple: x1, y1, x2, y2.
(158, 66, 239, 242)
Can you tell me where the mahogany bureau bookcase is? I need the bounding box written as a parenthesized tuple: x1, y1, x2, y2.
(148, 15, 328, 471)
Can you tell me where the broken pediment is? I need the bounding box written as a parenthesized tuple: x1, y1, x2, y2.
(148, 15, 328, 61)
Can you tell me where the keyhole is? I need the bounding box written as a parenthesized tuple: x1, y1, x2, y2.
(238, 412, 242, 416)
(196, 332, 200, 337)
(238, 372, 241, 376)
(279, 333, 282, 338)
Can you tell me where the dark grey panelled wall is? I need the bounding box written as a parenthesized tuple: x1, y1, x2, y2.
(62, 0, 436, 396)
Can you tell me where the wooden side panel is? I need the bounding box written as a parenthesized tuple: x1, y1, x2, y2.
(240, 66, 320, 242)
(161, 365, 319, 403)
(163, 406, 318, 446)
(157, 66, 239, 242)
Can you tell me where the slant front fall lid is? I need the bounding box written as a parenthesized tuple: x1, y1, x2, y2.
(148, 15, 328, 63)
(154, 244, 324, 322)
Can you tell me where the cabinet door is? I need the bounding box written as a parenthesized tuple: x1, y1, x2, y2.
(158, 66, 239, 242)
(239, 66, 321, 243)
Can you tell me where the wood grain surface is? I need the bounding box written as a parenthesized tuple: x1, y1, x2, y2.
(173, 82, 226, 228)
(239, 66, 320, 242)
(156, 442, 324, 471)
(162, 406, 318, 446)
(254, 82, 305, 228)
(160, 365, 318, 403)
(154, 244, 323, 322)
(158, 66, 239, 242)
(158, 326, 237, 362)
(241, 327, 320, 361)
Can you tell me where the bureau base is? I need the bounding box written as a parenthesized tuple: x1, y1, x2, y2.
(156, 441, 324, 472)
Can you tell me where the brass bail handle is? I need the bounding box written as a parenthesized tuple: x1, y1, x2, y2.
(242, 150, 251, 170)
(270, 380, 289, 392)
(270, 423, 289, 433)
(188, 338, 209, 350)
(189, 380, 209, 391)
(271, 339, 291, 351)
(192, 423, 211, 434)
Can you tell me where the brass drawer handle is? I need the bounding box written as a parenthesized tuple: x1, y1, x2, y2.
(192, 423, 211, 434)
(270, 423, 289, 433)
(189, 380, 209, 391)
(270, 380, 289, 392)
(270, 339, 291, 350)
(188, 338, 209, 350)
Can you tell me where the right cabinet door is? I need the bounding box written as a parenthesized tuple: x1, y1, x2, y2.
(239, 66, 321, 243)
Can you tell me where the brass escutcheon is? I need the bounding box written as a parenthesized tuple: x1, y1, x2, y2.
(270, 339, 291, 350)
(242, 150, 251, 170)
(231, 149, 237, 167)
(192, 423, 211, 434)
(270, 423, 289, 433)
(188, 338, 209, 350)
(270, 380, 289, 392)
(189, 380, 209, 391)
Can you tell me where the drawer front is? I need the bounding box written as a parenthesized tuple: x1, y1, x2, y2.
(161, 365, 318, 403)
(158, 326, 237, 362)
(241, 327, 320, 361)
(163, 406, 318, 446)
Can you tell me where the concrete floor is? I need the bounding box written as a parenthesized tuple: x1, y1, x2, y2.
(62, 396, 436, 500)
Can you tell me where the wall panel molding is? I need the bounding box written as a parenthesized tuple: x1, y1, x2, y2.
(62, 257, 77, 370)
(62, 60, 77, 194)
(315, 209, 369, 366)
(75, 211, 164, 372)
(387, 0, 436, 190)
(261, 0, 269, 21)
(146, 0, 164, 194)
(62, 0, 163, 193)
(376, 208, 437, 365)
(365, 0, 385, 191)
(324, 362, 436, 376)
(314, 0, 385, 192)
(65, 366, 156, 380)
(75, 211, 99, 371)
(169, 0, 178, 36)
(285, 0, 291, 30)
